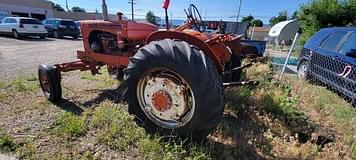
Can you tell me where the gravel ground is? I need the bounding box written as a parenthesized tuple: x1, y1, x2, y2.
(0, 36, 83, 79)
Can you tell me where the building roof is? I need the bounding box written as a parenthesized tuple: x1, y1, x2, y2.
(268, 19, 300, 40)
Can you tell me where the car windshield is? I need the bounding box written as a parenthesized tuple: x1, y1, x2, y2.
(20, 19, 42, 25)
(61, 20, 75, 26)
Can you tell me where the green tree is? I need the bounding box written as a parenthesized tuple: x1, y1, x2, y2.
(251, 19, 263, 27)
(72, 6, 86, 13)
(290, 11, 299, 20)
(241, 15, 254, 25)
(298, 0, 355, 44)
(49, 2, 65, 12)
(269, 10, 288, 26)
(146, 11, 157, 25)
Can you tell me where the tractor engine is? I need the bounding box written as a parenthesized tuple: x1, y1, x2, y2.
(81, 19, 158, 56)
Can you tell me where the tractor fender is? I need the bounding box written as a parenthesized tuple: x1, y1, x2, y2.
(146, 31, 223, 73)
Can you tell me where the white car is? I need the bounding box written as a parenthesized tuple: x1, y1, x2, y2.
(0, 17, 47, 39)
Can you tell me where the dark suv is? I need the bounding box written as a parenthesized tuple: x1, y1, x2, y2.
(298, 27, 356, 105)
(42, 18, 79, 39)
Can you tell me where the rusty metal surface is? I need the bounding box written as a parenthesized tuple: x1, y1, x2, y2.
(136, 68, 196, 129)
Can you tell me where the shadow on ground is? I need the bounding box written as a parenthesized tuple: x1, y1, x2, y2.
(54, 77, 328, 159)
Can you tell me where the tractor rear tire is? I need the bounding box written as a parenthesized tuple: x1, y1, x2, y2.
(38, 64, 62, 102)
(124, 39, 224, 139)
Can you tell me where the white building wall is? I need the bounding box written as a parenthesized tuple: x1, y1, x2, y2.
(0, 3, 53, 20)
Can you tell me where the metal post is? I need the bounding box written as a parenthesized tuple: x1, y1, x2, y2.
(235, 0, 242, 33)
(102, 0, 108, 20)
(278, 28, 302, 80)
(165, 9, 169, 30)
(250, 24, 256, 40)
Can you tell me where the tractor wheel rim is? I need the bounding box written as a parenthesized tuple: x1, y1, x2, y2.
(137, 67, 196, 129)
(298, 63, 307, 78)
(39, 71, 50, 95)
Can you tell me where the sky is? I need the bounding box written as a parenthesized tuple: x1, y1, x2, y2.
(50, 0, 311, 24)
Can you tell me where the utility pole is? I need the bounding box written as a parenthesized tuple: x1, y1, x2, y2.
(235, 0, 242, 33)
(102, 0, 108, 20)
(128, 0, 136, 21)
(66, 0, 70, 12)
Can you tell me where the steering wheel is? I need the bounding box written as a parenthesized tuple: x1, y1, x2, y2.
(185, 4, 205, 32)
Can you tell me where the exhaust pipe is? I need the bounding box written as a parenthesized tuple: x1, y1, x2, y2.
(102, 0, 109, 20)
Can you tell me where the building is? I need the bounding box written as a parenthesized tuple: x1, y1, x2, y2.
(0, 0, 53, 20)
(0, 0, 121, 21)
(205, 20, 249, 34)
(248, 27, 271, 41)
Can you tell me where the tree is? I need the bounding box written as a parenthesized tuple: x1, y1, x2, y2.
(251, 19, 263, 27)
(49, 2, 65, 12)
(298, 0, 355, 44)
(146, 11, 156, 25)
(72, 6, 86, 13)
(290, 11, 299, 20)
(269, 10, 288, 26)
(241, 15, 254, 25)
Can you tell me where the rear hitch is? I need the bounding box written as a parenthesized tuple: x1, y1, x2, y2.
(223, 80, 259, 87)
(222, 63, 253, 75)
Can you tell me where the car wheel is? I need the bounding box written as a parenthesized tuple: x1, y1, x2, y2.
(53, 31, 59, 38)
(40, 35, 46, 39)
(12, 30, 20, 39)
(297, 60, 310, 80)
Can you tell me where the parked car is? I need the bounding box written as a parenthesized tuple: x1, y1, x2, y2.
(298, 27, 356, 105)
(75, 21, 81, 37)
(0, 17, 47, 39)
(42, 18, 79, 39)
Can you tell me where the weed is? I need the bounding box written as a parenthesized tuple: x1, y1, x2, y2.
(16, 138, 36, 160)
(0, 92, 9, 102)
(137, 137, 210, 160)
(80, 70, 117, 89)
(351, 142, 356, 159)
(53, 112, 86, 137)
(10, 76, 38, 93)
(92, 102, 145, 151)
(79, 151, 96, 160)
(0, 133, 17, 153)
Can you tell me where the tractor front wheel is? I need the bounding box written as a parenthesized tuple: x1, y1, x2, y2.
(38, 64, 62, 102)
(124, 39, 224, 138)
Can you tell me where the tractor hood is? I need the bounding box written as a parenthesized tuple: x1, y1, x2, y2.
(80, 20, 158, 41)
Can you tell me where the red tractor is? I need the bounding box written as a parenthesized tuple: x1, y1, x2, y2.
(38, 4, 256, 138)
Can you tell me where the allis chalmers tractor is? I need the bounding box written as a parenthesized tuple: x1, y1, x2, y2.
(38, 3, 257, 138)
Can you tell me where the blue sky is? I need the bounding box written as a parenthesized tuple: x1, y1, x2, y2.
(50, 0, 310, 24)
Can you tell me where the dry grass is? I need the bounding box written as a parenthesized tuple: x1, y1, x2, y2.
(0, 62, 354, 159)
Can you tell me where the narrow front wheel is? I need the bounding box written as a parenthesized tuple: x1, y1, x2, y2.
(38, 64, 62, 102)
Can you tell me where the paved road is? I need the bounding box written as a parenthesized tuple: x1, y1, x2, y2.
(0, 36, 83, 79)
(0, 154, 16, 160)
